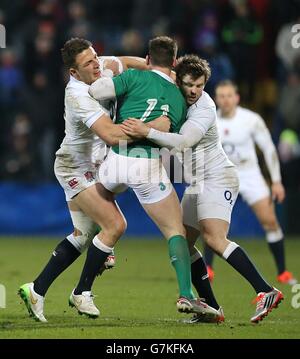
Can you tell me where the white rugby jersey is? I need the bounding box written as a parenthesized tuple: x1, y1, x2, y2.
(147, 91, 234, 184)
(217, 106, 281, 182)
(56, 56, 123, 167)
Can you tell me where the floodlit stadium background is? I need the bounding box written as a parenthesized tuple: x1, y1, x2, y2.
(0, 0, 300, 236)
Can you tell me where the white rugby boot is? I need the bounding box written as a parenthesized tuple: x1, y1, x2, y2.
(69, 289, 100, 318)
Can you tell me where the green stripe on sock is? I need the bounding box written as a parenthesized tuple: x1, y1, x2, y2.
(168, 235, 195, 299)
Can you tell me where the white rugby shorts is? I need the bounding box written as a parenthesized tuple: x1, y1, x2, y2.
(238, 167, 270, 206)
(99, 149, 172, 204)
(182, 167, 239, 228)
(54, 156, 99, 201)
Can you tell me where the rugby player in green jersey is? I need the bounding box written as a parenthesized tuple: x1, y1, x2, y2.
(88, 36, 221, 320)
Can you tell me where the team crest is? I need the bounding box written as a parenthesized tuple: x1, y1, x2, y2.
(68, 178, 79, 189)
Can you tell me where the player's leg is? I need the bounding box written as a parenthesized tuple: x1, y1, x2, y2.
(251, 197, 297, 284)
(18, 200, 96, 322)
(200, 218, 274, 293)
(200, 217, 283, 322)
(142, 188, 194, 298)
(185, 225, 222, 317)
(195, 170, 283, 322)
(203, 244, 215, 281)
(72, 183, 126, 300)
(141, 188, 220, 318)
(181, 191, 220, 310)
(33, 201, 97, 296)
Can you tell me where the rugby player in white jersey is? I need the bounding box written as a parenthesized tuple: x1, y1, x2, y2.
(203, 80, 297, 286)
(121, 55, 283, 323)
(18, 38, 166, 322)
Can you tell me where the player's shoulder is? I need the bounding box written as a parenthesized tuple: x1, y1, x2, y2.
(66, 76, 89, 97)
(65, 76, 100, 111)
(237, 106, 261, 122)
(189, 91, 216, 114)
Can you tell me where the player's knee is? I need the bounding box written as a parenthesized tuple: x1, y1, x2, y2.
(262, 217, 278, 232)
(107, 216, 127, 240)
(202, 231, 215, 247)
(69, 211, 99, 253)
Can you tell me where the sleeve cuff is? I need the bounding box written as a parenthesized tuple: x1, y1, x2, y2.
(146, 128, 157, 140)
(85, 110, 104, 128)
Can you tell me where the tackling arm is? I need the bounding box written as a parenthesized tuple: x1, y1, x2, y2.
(121, 119, 204, 151)
(146, 116, 171, 132)
(147, 120, 204, 150)
(118, 56, 149, 71)
(89, 77, 116, 101)
(91, 114, 133, 146)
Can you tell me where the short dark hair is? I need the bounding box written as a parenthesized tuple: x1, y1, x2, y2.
(148, 36, 177, 68)
(215, 80, 239, 93)
(61, 38, 92, 69)
(175, 54, 211, 84)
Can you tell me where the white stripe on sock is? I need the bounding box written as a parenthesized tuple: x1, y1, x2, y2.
(266, 228, 283, 243)
(190, 249, 202, 264)
(222, 242, 239, 260)
(92, 235, 113, 253)
(66, 233, 81, 252)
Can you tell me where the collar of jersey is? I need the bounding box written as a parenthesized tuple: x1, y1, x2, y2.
(70, 75, 90, 88)
(151, 69, 175, 84)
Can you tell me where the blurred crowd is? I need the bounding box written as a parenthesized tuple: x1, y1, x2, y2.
(0, 0, 300, 186)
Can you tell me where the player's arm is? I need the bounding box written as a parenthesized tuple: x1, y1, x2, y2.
(253, 116, 285, 202)
(121, 107, 214, 150)
(146, 116, 170, 132)
(121, 119, 203, 150)
(91, 114, 133, 146)
(118, 56, 149, 71)
(75, 93, 131, 146)
(89, 77, 116, 101)
(90, 67, 136, 101)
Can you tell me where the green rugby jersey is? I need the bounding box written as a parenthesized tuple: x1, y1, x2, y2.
(112, 69, 187, 158)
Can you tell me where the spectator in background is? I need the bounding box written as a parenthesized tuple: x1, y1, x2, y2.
(120, 29, 145, 57)
(221, 0, 263, 103)
(0, 49, 23, 107)
(21, 70, 60, 180)
(194, 33, 235, 96)
(0, 113, 38, 182)
(192, 10, 234, 96)
(65, 1, 95, 42)
(278, 59, 300, 134)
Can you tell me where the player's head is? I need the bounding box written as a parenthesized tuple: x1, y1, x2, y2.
(61, 38, 100, 85)
(215, 80, 240, 115)
(175, 54, 211, 105)
(147, 36, 177, 69)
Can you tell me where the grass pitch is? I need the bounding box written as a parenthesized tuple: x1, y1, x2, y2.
(0, 237, 299, 339)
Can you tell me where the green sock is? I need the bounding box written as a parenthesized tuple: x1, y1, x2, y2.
(168, 235, 195, 299)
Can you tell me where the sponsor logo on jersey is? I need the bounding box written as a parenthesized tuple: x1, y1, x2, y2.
(68, 178, 79, 189)
(84, 171, 94, 182)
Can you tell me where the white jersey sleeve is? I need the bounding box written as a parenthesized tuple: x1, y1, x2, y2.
(147, 96, 215, 151)
(147, 121, 204, 151)
(89, 77, 116, 101)
(252, 114, 281, 183)
(72, 93, 106, 128)
(187, 105, 215, 137)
